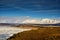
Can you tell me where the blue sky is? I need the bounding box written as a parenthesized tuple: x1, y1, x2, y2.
(0, 0, 60, 18)
(0, 9, 60, 18)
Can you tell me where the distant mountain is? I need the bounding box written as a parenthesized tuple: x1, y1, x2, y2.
(0, 23, 60, 27)
(0, 23, 19, 26)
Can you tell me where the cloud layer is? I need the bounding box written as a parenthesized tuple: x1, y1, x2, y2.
(0, 16, 60, 24)
(0, 0, 60, 11)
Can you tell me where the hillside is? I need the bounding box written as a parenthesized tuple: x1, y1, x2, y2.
(7, 27, 60, 40)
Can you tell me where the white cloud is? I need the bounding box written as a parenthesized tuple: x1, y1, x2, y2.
(22, 19, 38, 23)
(0, 16, 60, 24)
(40, 18, 56, 24)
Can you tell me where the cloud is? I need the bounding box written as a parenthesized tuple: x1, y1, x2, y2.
(0, 0, 60, 11)
(22, 19, 38, 23)
(40, 18, 56, 24)
(22, 18, 59, 24)
(0, 16, 60, 24)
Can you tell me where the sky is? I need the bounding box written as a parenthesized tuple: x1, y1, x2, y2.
(0, 0, 60, 24)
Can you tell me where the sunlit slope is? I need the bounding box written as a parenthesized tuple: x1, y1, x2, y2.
(7, 27, 60, 40)
(0, 26, 32, 40)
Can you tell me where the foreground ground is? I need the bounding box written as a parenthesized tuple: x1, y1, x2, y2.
(7, 27, 60, 40)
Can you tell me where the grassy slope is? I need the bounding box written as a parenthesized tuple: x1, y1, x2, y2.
(7, 27, 60, 40)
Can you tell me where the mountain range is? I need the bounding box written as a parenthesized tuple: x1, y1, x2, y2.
(0, 23, 60, 27)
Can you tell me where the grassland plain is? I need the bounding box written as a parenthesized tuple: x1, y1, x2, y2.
(7, 27, 60, 40)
